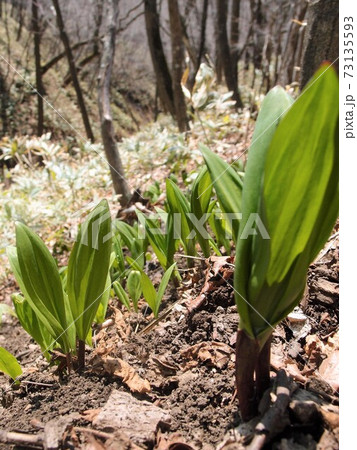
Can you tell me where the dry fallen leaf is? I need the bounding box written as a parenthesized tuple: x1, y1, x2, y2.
(271, 352, 307, 383)
(318, 349, 339, 392)
(305, 332, 339, 391)
(81, 409, 101, 423)
(180, 341, 234, 370)
(156, 431, 196, 450)
(103, 356, 151, 394)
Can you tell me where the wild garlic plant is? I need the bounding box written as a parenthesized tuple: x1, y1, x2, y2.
(202, 65, 338, 420)
(7, 200, 112, 370)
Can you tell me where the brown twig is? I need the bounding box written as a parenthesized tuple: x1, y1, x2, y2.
(73, 427, 113, 440)
(247, 370, 293, 450)
(0, 430, 43, 448)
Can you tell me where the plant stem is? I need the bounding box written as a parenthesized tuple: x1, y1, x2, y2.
(66, 352, 72, 373)
(235, 329, 273, 421)
(255, 333, 272, 400)
(78, 340, 85, 371)
(235, 329, 259, 421)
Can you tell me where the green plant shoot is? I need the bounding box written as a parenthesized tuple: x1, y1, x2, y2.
(234, 65, 338, 420)
(67, 199, 112, 365)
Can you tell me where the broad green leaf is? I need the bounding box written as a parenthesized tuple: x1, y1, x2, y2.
(12, 294, 53, 359)
(113, 220, 145, 268)
(0, 347, 22, 381)
(127, 270, 142, 313)
(234, 86, 294, 336)
(113, 235, 125, 275)
(165, 210, 178, 271)
(126, 256, 177, 316)
(234, 65, 339, 342)
(200, 144, 243, 240)
(191, 167, 212, 215)
(140, 271, 157, 314)
(113, 280, 130, 311)
(190, 167, 213, 257)
(207, 202, 231, 254)
(67, 199, 112, 342)
(263, 66, 338, 283)
(137, 211, 167, 269)
(94, 274, 111, 324)
(7, 228, 72, 353)
(154, 263, 176, 317)
(166, 179, 196, 259)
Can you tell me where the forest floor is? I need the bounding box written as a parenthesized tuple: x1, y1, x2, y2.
(0, 236, 339, 449)
(0, 90, 339, 449)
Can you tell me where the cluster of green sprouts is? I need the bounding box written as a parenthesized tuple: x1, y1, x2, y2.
(1, 66, 338, 422)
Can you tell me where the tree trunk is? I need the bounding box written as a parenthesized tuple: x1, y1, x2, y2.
(196, 0, 208, 70)
(32, 0, 44, 136)
(63, 50, 99, 87)
(278, 1, 308, 86)
(51, 0, 95, 142)
(300, 0, 338, 89)
(230, 0, 240, 87)
(180, 0, 209, 93)
(168, 0, 188, 132)
(144, 0, 175, 117)
(16, 3, 24, 41)
(0, 70, 8, 136)
(216, 0, 242, 107)
(98, 0, 131, 206)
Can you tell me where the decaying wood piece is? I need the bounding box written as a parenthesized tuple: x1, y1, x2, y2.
(43, 415, 76, 450)
(93, 390, 171, 447)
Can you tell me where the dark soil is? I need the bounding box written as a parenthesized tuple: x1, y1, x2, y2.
(0, 238, 339, 449)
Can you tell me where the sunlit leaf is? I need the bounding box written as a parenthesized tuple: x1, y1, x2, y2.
(67, 199, 112, 342)
(0, 347, 22, 381)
